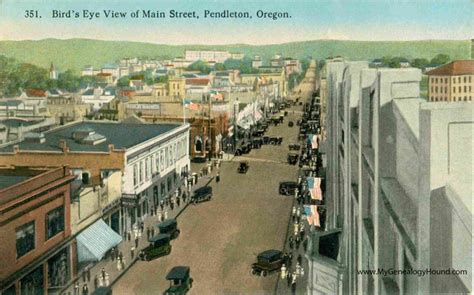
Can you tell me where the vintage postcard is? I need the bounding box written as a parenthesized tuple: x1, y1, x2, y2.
(0, 0, 472, 294)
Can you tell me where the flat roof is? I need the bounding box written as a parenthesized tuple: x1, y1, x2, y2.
(0, 121, 182, 153)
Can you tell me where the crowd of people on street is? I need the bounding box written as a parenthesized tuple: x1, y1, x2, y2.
(280, 94, 325, 295)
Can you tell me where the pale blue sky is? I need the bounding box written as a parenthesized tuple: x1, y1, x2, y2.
(0, 0, 472, 44)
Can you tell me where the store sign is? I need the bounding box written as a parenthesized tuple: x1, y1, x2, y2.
(121, 194, 138, 207)
(127, 103, 161, 110)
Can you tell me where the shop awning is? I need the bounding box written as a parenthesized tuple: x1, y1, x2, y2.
(77, 219, 122, 263)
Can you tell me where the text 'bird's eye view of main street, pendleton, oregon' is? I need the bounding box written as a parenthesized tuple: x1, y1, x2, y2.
(0, 1, 472, 294)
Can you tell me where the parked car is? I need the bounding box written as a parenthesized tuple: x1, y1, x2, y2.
(251, 250, 285, 276)
(138, 234, 172, 261)
(289, 143, 301, 151)
(191, 186, 212, 204)
(158, 219, 180, 240)
(238, 161, 249, 173)
(191, 157, 207, 163)
(164, 266, 193, 295)
(287, 153, 299, 165)
(279, 181, 298, 195)
(263, 136, 270, 145)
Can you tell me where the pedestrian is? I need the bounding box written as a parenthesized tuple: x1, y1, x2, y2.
(292, 205, 297, 218)
(160, 200, 164, 211)
(293, 222, 299, 237)
(164, 210, 168, 220)
(182, 191, 187, 203)
(286, 271, 291, 287)
(300, 226, 305, 240)
(117, 257, 123, 271)
(127, 230, 131, 241)
(134, 236, 139, 248)
(93, 275, 98, 289)
(288, 236, 294, 250)
(121, 258, 126, 270)
(280, 263, 287, 280)
(130, 246, 135, 259)
(140, 221, 145, 233)
(170, 199, 174, 210)
(82, 270, 86, 282)
(146, 227, 151, 240)
(101, 268, 106, 281)
(288, 252, 293, 266)
(86, 266, 91, 282)
(295, 236, 301, 249)
(105, 273, 110, 287)
(111, 247, 116, 261)
(151, 226, 155, 237)
(74, 281, 80, 295)
(303, 238, 308, 252)
(296, 207, 301, 220)
(177, 196, 181, 207)
(151, 206, 155, 216)
(82, 284, 88, 295)
(297, 254, 303, 265)
(216, 171, 220, 183)
(118, 251, 123, 261)
(291, 272, 297, 294)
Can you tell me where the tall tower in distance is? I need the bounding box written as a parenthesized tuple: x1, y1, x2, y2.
(49, 62, 58, 80)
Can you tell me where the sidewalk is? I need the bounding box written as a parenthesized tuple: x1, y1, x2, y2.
(60, 170, 217, 295)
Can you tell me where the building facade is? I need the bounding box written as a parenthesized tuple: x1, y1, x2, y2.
(312, 60, 473, 294)
(0, 166, 75, 294)
(427, 60, 474, 102)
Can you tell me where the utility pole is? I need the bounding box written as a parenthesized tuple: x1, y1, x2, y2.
(208, 94, 212, 161)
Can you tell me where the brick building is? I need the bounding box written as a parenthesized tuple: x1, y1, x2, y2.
(0, 166, 75, 294)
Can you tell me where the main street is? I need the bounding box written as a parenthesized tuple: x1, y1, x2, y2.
(113, 61, 317, 295)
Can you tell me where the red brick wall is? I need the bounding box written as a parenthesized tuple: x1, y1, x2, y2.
(0, 174, 72, 281)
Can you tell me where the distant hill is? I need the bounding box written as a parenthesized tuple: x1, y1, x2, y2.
(0, 38, 470, 73)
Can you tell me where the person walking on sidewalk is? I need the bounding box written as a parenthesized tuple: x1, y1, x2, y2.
(82, 284, 89, 295)
(86, 266, 91, 282)
(74, 281, 80, 295)
(216, 171, 220, 183)
(111, 247, 116, 261)
(280, 264, 288, 280)
(146, 227, 151, 240)
(160, 199, 164, 211)
(177, 196, 181, 207)
(130, 246, 135, 259)
(151, 226, 155, 237)
(134, 236, 139, 248)
(117, 257, 123, 271)
(93, 275, 98, 289)
(101, 268, 106, 281)
(164, 210, 168, 220)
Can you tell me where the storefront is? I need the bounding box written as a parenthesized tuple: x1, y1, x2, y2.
(101, 198, 122, 235)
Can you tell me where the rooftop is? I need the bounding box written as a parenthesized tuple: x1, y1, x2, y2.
(0, 121, 182, 153)
(186, 78, 211, 86)
(0, 175, 32, 190)
(426, 60, 474, 76)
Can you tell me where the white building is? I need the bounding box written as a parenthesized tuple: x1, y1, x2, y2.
(308, 60, 473, 294)
(185, 50, 231, 63)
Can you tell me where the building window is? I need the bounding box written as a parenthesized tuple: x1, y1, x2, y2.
(445, 78, 448, 83)
(464, 77, 467, 83)
(139, 161, 143, 183)
(444, 86, 447, 93)
(46, 205, 65, 240)
(133, 164, 138, 186)
(145, 158, 149, 180)
(16, 221, 35, 258)
(155, 154, 160, 173)
(459, 86, 462, 93)
(454, 87, 456, 93)
(464, 86, 467, 92)
(435, 86, 438, 93)
(469, 76, 472, 83)
(459, 77, 461, 83)
(464, 96, 467, 101)
(453, 77, 456, 84)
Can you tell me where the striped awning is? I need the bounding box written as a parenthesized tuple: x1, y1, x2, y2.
(77, 219, 122, 263)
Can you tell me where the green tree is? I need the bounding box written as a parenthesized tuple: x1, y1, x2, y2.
(411, 58, 429, 69)
(214, 63, 226, 71)
(154, 75, 169, 84)
(117, 76, 130, 87)
(187, 60, 211, 74)
(430, 54, 450, 66)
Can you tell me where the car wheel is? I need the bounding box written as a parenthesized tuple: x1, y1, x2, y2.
(262, 271, 268, 277)
(251, 269, 257, 275)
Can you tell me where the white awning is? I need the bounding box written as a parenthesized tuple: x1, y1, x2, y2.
(77, 219, 122, 263)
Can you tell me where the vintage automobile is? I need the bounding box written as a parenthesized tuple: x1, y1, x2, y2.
(277, 137, 283, 145)
(288, 143, 301, 151)
(91, 287, 112, 295)
(263, 136, 270, 145)
(190, 156, 207, 163)
(238, 161, 249, 173)
(164, 266, 193, 295)
(157, 219, 180, 240)
(138, 234, 172, 261)
(279, 181, 298, 196)
(191, 186, 212, 204)
(287, 153, 299, 165)
(251, 250, 285, 277)
(252, 138, 263, 149)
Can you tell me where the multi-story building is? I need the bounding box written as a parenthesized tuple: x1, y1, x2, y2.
(0, 166, 75, 294)
(185, 50, 230, 63)
(310, 60, 473, 294)
(0, 121, 190, 236)
(168, 77, 186, 99)
(427, 60, 474, 102)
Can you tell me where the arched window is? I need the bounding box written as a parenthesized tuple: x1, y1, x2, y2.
(194, 136, 203, 152)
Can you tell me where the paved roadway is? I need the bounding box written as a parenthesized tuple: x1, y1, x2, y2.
(114, 116, 301, 295)
(113, 61, 317, 295)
